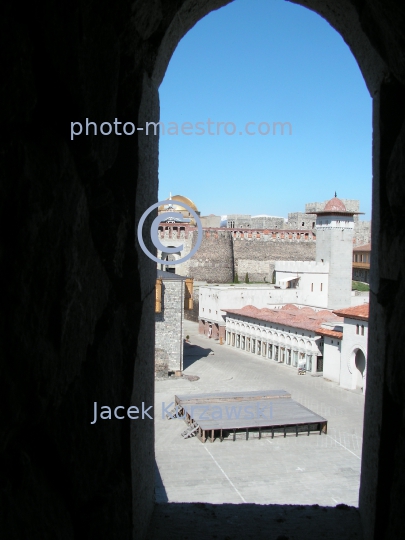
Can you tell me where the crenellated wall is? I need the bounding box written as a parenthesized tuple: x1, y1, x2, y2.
(158, 227, 317, 283)
(232, 229, 316, 282)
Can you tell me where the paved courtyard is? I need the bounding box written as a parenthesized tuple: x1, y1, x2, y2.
(154, 320, 364, 508)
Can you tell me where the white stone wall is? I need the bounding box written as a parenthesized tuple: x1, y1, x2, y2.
(275, 261, 329, 306)
(339, 318, 368, 391)
(315, 215, 354, 309)
(199, 285, 276, 325)
(199, 282, 334, 325)
(322, 337, 342, 383)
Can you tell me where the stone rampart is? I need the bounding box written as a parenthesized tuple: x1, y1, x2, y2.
(233, 232, 316, 282)
(187, 229, 234, 283)
(185, 228, 316, 283)
(158, 222, 369, 284)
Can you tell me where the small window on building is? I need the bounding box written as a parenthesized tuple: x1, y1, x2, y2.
(301, 222, 305, 226)
(320, 283, 323, 292)
(209, 309, 211, 313)
(361, 325, 365, 336)
(311, 283, 313, 292)
(331, 340, 334, 344)
(356, 324, 359, 334)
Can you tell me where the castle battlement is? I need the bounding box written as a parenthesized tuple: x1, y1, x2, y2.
(195, 228, 316, 242)
(158, 224, 318, 242)
(275, 260, 329, 273)
(158, 223, 194, 239)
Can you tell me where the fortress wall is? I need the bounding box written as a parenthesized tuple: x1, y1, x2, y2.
(161, 227, 317, 283)
(233, 236, 316, 283)
(238, 260, 273, 282)
(187, 230, 234, 283)
(353, 221, 372, 246)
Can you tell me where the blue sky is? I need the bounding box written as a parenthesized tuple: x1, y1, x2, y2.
(157, 0, 372, 220)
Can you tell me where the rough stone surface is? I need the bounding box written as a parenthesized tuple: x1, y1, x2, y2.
(146, 503, 363, 540)
(0, 0, 144, 537)
(185, 229, 316, 283)
(155, 279, 184, 372)
(154, 348, 169, 379)
(188, 230, 234, 283)
(233, 235, 316, 283)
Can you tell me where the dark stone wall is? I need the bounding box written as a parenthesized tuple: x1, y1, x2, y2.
(186, 229, 316, 284)
(233, 237, 316, 282)
(0, 0, 163, 538)
(187, 230, 234, 283)
(361, 78, 405, 540)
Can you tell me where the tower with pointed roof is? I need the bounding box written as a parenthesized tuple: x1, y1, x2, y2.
(309, 195, 362, 309)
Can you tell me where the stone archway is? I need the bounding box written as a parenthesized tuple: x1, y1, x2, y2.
(160, 247, 181, 272)
(132, 2, 393, 540)
(3, 1, 405, 539)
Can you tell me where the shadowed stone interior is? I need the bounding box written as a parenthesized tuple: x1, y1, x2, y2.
(0, 0, 404, 539)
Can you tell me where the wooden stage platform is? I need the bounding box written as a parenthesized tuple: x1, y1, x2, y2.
(173, 390, 327, 443)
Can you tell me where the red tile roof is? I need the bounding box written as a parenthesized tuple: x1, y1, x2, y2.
(222, 304, 343, 333)
(333, 303, 369, 321)
(353, 243, 371, 252)
(324, 197, 347, 212)
(316, 328, 343, 339)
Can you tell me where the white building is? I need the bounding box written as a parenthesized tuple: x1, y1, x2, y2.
(223, 304, 343, 373)
(274, 196, 364, 310)
(332, 304, 368, 392)
(199, 285, 284, 340)
(222, 302, 368, 393)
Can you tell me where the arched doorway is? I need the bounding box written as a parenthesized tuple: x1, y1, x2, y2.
(354, 348, 366, 389)
(160, 247, 181, 273)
